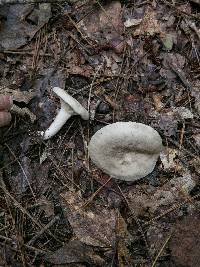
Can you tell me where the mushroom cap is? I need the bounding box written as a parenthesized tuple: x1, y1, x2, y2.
(53, 87, 89, 120)
(88, 122, 163, 181)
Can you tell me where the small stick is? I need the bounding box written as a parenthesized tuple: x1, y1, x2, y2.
(49, 155, 84, 192)
(27, 215, 60, 246)
(2, 50, 51, 57)
(5, 143, 36, 199)
(144, 192, 200, 226)
(81, 177, 112, 209)
(0, 234, 46, 254)
(151, 233, 173, 267)
(117, 185, 153, 263)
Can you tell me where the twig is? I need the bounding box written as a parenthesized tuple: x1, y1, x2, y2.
(81, 177, 112, 209)
(151, 233, 172, 267)
(0, 234, 46, 254)
(144, 192, 200, 226)
(170, 63, 193, 92)
(168, 138, 199, 160)
(1, 50, 51, 56)
(117, 185, 153, 263)
(49, 155, 84, 192)
(0, 180, 42, 229)
(5, 143, 36, 199)
(27, 215, 60, 246)
(87, 65, 102, 170)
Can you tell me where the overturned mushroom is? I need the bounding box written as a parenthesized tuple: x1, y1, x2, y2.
(88, 122, 163, 181)
(41, 87, 89, 140)
(0, 95, 13, 127)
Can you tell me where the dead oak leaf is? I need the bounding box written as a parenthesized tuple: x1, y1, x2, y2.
(61, 190, 116, 247)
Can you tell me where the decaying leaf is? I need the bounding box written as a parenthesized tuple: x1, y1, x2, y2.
(78, 1, 124, 53)
(133, 6, 162, 36)
(45, 240, 104, 265)
(124, 172, 195, 217)
(170, 214, 200, 267)
(0, 4, 51, 50)
(116, 211, 132, 267)
(9, 156, 33, 194)
(152, 94, 164, 111)
(160, 33, 174, 50)
(61, 190, 116, 247)
(158, 112, 178, 137)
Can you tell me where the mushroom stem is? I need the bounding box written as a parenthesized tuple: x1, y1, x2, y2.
(40, 87, 89, 140)
(41, 101, 74, 140)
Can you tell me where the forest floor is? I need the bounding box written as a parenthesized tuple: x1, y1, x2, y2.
(0, 0, 200, 266)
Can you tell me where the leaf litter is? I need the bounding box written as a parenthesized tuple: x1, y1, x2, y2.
(0, 0, 200, 266)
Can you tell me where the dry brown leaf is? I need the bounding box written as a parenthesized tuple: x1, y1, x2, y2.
(133, 6, 162, 36)
(124, 173, 195, 218)
(78, 1, 124, 53)
(116, 211, 132, 267)
(45, 240, 104, 265)
(0, 4, 51, 50)
(170, 214, 200, 267)
(61, 190, 116, 247)
(66, 65, 94, 77)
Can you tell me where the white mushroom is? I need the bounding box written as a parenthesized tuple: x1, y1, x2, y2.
(41, 87, 89, 140)
(88, 122, 163, 181)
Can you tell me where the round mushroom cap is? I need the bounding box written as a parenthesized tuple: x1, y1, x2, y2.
(88, 122, 163, 181)
(53, 87, 89, 120)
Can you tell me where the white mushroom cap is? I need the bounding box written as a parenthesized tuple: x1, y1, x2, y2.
(88, 122, 163, 181)
(41, 87, 89, 140)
